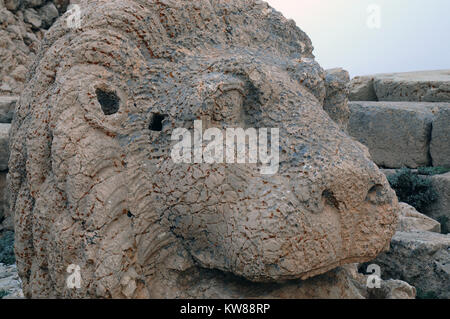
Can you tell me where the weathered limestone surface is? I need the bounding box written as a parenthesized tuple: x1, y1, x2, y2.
(324, 68, 350, 131)
(0, 123, 10, 171)
(373, 70, 450, 103)
(349, 76, 377, 101)
(9, 0, 399, 298)
(424, 172, 450, 234)
(0, 0, 69, 95)
(374, 231, 450, 299)
(430, 107, 450, 168)
(397, 202, 441, 233)
(0, 96, 17, 123)
(349, 70, 450, 102)
(348, 102, 443, 168)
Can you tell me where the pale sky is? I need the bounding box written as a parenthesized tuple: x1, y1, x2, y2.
(266, 0, 450, 77)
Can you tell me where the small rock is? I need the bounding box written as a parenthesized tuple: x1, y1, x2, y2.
(4, 0, 21, 12)
(324, 68, 350, 131)
(349, 76, 377, 101)
(52, 0, 69, 14)
(368, 279, 416, 299)
(23, 8, 41, 29)
(38, 2, 59, 29)
(0, 96, 17, 123)
(397, 202, 441, 233)
(374, 231, 450, 299)
(0, 263, 24, 299)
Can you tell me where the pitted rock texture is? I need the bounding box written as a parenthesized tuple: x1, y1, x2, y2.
(9, 0, 398, 298)
(0, 0, 68, 95)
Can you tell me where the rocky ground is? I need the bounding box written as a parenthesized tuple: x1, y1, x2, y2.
(0, 0, 448, 299)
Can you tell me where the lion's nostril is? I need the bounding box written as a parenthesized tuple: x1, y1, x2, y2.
(96, 88, 120, 115)
(149, 114, 166, 132)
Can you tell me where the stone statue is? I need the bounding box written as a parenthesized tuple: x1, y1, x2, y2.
(8, 0, 398, 298)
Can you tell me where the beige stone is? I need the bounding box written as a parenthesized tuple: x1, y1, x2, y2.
(9, 0, 398, 298)
(324, 68, 350, 130)
(397, 202, 440, 233)
(349, 76, 377, 101)
(373, 70, 450, 102)
(348, 102, 449, 168)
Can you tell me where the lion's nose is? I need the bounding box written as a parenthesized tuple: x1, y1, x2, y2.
(291, 159, 394, 214)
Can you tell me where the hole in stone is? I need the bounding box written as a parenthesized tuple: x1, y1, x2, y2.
(366, 184, 384, 203)
(96, 88, 120, 115)
(322, 189, 339, 210)
(149, 114, 166, 131)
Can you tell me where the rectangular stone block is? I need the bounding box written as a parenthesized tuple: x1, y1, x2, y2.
(348, 102, 443, 168)
(431, 107, 450, 168)
(373, 70, 450, 102)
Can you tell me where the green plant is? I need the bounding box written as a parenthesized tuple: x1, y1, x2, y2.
(0, 290, 9, 299)
(416, 289, 439, 300)
(417, 166, 450, 176)
(0, 231, 15, 265)
(387, 168, 438, 213)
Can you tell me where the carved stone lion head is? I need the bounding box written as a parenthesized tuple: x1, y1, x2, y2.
(9, 0, 397, 298)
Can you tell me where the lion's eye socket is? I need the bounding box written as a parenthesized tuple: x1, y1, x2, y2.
(149, 114, 167, 132)
(96, 88, 120, 115)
